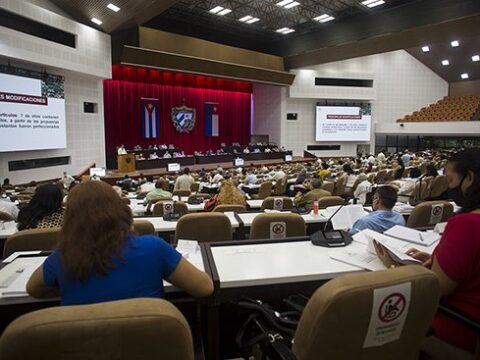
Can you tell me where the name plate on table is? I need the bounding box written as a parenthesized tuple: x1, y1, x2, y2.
(167, 163, 181, 172)
(234, 158, 244, 166)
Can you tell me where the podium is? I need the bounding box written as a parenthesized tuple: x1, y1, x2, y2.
(117, 154, 136, 173)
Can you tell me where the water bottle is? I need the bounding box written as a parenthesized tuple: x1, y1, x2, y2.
(313, 197, 319, 215)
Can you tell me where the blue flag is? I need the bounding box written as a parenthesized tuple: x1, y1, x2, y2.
(141, 98, 159, 139)
(205, 102, 219, 137)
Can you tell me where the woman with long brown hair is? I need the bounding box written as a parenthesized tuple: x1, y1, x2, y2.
(27, 181, 213, 305)
(204, 179, 247, 211)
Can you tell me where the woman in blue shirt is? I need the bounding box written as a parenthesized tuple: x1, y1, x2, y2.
(26, 181, 213, 305)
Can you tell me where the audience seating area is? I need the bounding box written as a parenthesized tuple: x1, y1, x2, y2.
(397, 95, 480, 122)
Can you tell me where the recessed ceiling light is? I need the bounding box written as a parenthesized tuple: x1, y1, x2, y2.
(472, 55, 480, 62)
(451, 40, 460, 47)
(217, 8, 232, 15)
(107, 3, 120, 12)
(361, 0, 385, 8)
(247, 17, 260, 24)
(91, 18, 102, 25)
(314, 14, 335, 23)
(276, 0, 294, 6)
(461, 73, 469, 79)
(209, 6, 224, 14)
(284, 1, 300, 9)
(276, 27, 295, 34)
(239, 15, 253, 22)
(441, 60, 450, 66)
(422, 46, 430, 53)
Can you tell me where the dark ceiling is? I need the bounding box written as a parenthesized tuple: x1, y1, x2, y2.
(407, 36, 480, 83)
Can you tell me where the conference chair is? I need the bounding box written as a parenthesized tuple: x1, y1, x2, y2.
(0, 298, 194, 360)
(173, 190, 191, 197)
(272, 178, 287, 196)
(428, 176, 448, 200)
(318, 196, 344, 209)
(213, 205, 247, 213)
(174, 213, 232, 243)
(293, 266, 440, 360)
(333, 175, 347, 197)
(260, 197, 294, 211)
(410, 181, 431, 203)
(251, 182, 273, 200)
(321, 181, 334, 194)
(132, 220, 155, 236)
(153, 201, 188, 217)
(190, 182, 200, 193)
(3, 228, 60, 258)
(0, 212, 14, 221)
(249, 213, 306, 240)
(374, 170, 387, 184)
(406, 201, 454, 228)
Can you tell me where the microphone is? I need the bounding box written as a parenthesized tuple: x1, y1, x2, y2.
(322, 199, 349, 231)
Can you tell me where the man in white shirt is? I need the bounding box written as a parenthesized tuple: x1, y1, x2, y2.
(243, 147, 250, 154)
(149, 152, 158, 160)
(367, 154, 376, 165)
(212, 171, 224, 184)
(117, 145, 127, 155)
(163, 152, 172, 159)
(0, 186, 19, 220)
(174, 168, 195, 191)
(273, 166, 286, 181)
(377, 151, 386, 163)
(353, 174, 372, 205)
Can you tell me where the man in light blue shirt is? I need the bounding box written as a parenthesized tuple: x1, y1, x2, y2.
(350, 186, 405, 234)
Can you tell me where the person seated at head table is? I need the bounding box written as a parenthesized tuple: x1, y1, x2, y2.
(145, 180, 172, 203)
(174, 168, 195, 192)
(163, 151, 172, 159)
(253, 148, 261, 153)
(205, 179, 247, 211)
(117, 145, 127, 155)
(243, 147, 250, 154)
(374, 148, 480, 356)
(0, 185, 19, 220)
(293, 178, 331, 210)
(26, 181, 213, 305)
(264, 147, 272, 153)
(349, 185, 405, 234)
(17, 184, 64, 231)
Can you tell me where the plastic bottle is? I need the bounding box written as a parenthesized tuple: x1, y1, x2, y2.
(313, 197, 319, 215)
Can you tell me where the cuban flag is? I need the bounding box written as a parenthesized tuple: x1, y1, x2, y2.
(141, 98, 159, 139)
(205, 102, 219, 137)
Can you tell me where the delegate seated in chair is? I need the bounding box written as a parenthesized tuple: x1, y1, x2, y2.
(293, 179, 331, 211)
(374, 148, 480, 357)
(349, 186, 405, 234)
(26, 181, 213, 306)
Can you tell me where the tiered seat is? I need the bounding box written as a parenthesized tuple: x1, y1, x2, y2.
(397, 95, 480, 122)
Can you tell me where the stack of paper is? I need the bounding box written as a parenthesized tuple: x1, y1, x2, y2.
(327, 205, 367, 230)
(384, 225, 441, 247)
(176, 240, 204, 271)
(0, 256, 47, 297)
(393, 202, 415, 213)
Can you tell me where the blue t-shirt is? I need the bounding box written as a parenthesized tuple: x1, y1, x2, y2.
(43, 235, 182, 305)
(350, 210, 406, 235)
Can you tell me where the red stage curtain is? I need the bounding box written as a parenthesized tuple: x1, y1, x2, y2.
(103, 77, 252, 160)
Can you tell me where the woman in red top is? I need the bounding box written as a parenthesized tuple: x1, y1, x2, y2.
(376, 148, 480, 354)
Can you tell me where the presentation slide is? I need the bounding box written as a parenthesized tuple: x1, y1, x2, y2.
(315, 106, 371, 141)
(0, 68, 66, 152)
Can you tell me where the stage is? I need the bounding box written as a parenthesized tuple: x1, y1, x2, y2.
(101, 156, 312, 185)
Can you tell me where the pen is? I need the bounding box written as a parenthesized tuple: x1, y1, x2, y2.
(419, 233, 424, 242)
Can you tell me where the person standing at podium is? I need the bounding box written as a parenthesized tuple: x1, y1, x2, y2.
(117, 145, 127, 155)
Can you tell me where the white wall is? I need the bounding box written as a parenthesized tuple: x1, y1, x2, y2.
(0, 0, 111, 184)
(253, 50, 450, 157)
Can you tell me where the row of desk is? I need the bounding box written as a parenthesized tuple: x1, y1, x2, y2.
(0, 226, 440, 359)
(135, 152, 292, 170)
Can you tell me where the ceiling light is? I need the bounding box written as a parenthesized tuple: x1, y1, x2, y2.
(91, 18, 102, 25)
(246, 17, 260, 24)
(107, 3, 120, 12)
(441, 60, 449, 66)
(284, 1, 300, 9)
(217, 8, 232, 15)
(276, 27, 295, 34)
(361, 0, 385, 8)
(451, 40, 459, 47)
(209, 6, 224, 14)
(421, 46, 430, 53)
(276, 0, 294, 6)
(461, 73, 469, 80)
(472, 55, 480, 62)
(314, 14, 335, 23)
(239, 15, 253, 22)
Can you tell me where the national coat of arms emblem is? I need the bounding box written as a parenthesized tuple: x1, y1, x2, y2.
(171, 98, 196, 133)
